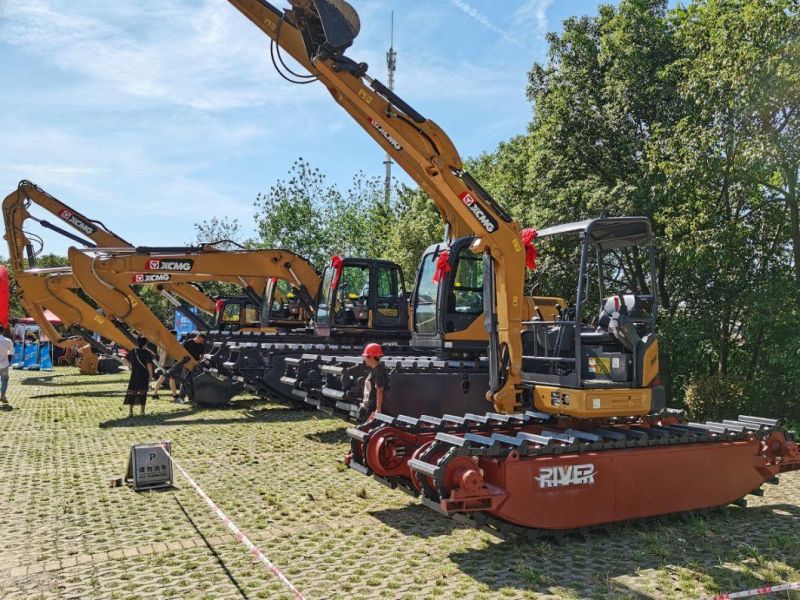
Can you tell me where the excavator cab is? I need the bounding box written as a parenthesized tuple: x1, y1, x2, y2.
(213, 296, 261, 332)
(313, 257, 408, 339)
(411, 237, 490, 357)
(521, 217, 665, 417)
(261, 278, 311, 329)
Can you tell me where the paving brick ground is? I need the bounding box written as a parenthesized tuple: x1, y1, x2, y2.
(0, 367, 798, 599)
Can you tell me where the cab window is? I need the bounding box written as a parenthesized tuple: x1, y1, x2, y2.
(221, 303, 241, 323)
(414, 253, 438, 334)
(448, 251, 483, 314)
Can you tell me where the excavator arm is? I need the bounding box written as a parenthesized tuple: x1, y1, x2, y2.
(228, 0, 526, 411)
(2, 181, 219, 326)
(94, 246, 321, 317)
(18, 270, 134, 350)
(68, 248, 197, 369)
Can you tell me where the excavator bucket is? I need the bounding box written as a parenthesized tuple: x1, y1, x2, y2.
(289, 0, 360, 55)
(189, 371, 244, 408)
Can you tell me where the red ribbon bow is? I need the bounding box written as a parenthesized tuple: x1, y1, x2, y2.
(521, 228, 538, 270)
(432, 250, 451, 283)
(330, 255, 344, 289)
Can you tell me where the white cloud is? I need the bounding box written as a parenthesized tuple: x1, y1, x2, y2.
(447, 0, 526, 49)
(510, 0, 554, 40)
(0, 0, 324, 111)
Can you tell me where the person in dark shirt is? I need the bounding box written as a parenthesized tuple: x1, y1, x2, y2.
(358, 343, 388, 420)
(182, 333, 206, 361)
(176, 333, 206, 404)
(124, 336, 154, 418)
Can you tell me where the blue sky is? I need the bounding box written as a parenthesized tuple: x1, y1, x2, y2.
(0, 0, 609, 255)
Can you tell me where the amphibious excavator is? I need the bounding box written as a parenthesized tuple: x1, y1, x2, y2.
(227, 0, 800, 533)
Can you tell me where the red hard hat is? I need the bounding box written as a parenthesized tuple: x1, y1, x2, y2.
(362, 343, 383, 358)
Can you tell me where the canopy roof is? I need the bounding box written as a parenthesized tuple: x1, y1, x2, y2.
(536, 217, 652, 251)
(16, 310, 63, 326)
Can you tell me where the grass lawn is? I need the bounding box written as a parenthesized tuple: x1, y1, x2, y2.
(0, 367, 798, 599)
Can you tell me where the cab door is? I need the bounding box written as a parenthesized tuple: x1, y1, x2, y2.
(373, 263, 408, 330)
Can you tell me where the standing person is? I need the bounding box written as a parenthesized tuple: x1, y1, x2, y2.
(124, 336, 154, 418)
(357, 343, 388, 420)
(182, 332, 207, 361)
(152, 330, 179, 402)
(176, 332, 206, 403)
(0, 327, 14, 404)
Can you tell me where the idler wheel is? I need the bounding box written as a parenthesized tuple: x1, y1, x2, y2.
(365, 427, 415, 478)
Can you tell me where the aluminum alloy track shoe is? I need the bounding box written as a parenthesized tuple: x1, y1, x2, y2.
(348, 461, 370, 476)
(707, 420, 748, 432)
(396, 415, 420, 427)
(441, 414, 466, 426)
(673, 423, 714, 435)
(321, 386, 345, 400)
(515, 432, 554, 446)
(620, 428, 649, 440)
(595, 428, 629, 441)
(374, 413, 396, 425)
(491, 433, 525, 447)
(655, 425, 695, 438)
(434, 432, 470, 447)
(485, 412, 512, 423)
(419, 415, 442, 427)
(279, 376, 298, 386)
(539, 430, 576, 443)
(564, 429, 602, 442)
(524, 410, 552, 421)
(407, 458, 439, 478)
(737, 415, 779, 427)
(346, 427, 368, 442)
(464, 413, 489, 424)
(335, 401, 357, 414)
(305, 397, 321, 408)
(631, 426, 668, 438)
(463, 433, 498, 447)
(689, 422, 728, 434)
(722, 419, 760, 430)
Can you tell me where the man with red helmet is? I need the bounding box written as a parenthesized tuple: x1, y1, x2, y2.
(358, 342, 387, 420)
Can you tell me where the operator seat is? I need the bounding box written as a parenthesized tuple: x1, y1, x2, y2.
(597, 295, 639, 330)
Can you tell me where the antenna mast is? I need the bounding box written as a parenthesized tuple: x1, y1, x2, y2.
(384, 12, 397, 207)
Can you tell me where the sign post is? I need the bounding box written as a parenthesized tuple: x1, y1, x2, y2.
(125, 441, 174, 491)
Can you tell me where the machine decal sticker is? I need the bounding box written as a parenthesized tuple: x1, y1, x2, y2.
(368, 117, 402, 151)
(459, 192, 498, 233)
(58, 209, 97, 236)
(145, 259, 193, 272)
(536, 464, 595, 488)
(133, 273, 172, 283)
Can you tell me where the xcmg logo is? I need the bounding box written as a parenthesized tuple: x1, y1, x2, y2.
(58, 209, 97, 236)
(132, 273, 172, 284)
(535, 464, 596, 489)
(368, 117, 403, 152)
(145, 259, 193, 272)
(459, 192, 498, 233)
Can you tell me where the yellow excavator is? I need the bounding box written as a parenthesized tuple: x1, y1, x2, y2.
(226, 0, 799, 533)
(68, 243, 421, 403)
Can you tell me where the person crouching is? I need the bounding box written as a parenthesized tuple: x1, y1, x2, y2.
(358, 343, 388, 420)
